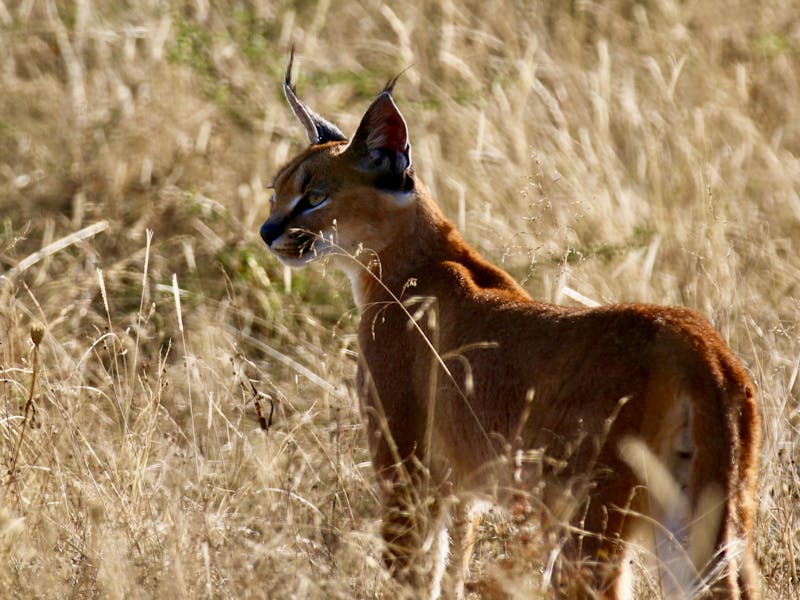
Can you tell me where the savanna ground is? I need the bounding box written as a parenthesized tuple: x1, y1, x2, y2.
(1, 1, 799, 598)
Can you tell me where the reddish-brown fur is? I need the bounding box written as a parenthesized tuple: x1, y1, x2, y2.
(262, 60, 761, 599)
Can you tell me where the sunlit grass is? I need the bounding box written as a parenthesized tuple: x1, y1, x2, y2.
(1, 1, 798, 597)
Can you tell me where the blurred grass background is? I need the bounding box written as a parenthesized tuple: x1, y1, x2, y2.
(1, 0, 799, 597)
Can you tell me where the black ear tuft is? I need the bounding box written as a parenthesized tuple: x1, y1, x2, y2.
(283, 48, 348, 145)
(381, 64, 413, 96)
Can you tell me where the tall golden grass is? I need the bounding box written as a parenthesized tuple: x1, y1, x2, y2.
(1, 1, 798, 597)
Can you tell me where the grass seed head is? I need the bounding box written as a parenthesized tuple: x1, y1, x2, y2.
(30, 323, 45, 346)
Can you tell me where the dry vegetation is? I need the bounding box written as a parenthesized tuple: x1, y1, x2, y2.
(1, 0, 799, 597)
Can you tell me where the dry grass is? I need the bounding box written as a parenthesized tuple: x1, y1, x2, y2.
(1, 0, 799, 597)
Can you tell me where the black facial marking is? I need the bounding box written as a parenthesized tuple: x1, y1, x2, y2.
(259, 190, 324, 247)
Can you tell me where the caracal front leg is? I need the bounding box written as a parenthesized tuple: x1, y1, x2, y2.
(360, 387, 443, 594)
(444, 499, 481, 600)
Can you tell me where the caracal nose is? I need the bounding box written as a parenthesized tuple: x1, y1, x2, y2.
(260, 218, 283, 246)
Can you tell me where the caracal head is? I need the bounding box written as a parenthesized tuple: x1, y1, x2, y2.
(261, 51, 415, 269)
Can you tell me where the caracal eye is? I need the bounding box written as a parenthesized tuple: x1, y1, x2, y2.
(307, 190, 328, 207)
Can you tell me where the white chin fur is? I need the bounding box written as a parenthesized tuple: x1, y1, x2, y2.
(272, 253, 315, 268)
(270, 240, 333, 267)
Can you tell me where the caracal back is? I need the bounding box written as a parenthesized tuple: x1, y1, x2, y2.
(260, 52, 761, 599)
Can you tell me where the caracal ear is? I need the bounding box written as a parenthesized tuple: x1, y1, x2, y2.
(283, 48, 348, 145)
(347, 78, 412, 189)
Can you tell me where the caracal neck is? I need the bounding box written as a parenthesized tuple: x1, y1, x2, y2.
(336, 182, 531, 310)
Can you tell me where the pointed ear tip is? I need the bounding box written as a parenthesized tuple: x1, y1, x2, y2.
(284, 57, 294, 86)
(361, 93, 408, 136)
(374, 91, 403, 112)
